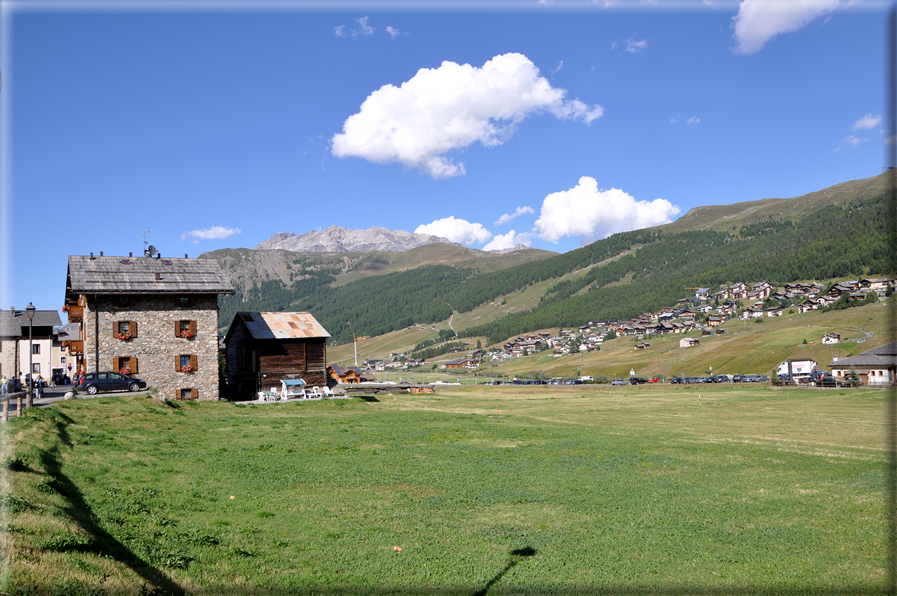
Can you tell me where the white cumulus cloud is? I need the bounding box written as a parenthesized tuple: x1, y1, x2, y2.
(331, 52, 604, 178)
(415, 217, 492, 246)
(353, 16, 374, 38)
(534, 177, 680, 243)
(687, 116, 701, 126)
(626, 38, 647, 54)
(495, 206, 534, 226)
(852, 113, 881, 130)
(732, 0, 845, 55)
(484, 230, 532, 252)
(181, 226, 242, 241)
(386, 26, 400, 39)
(841, 135, 866, 147)
(334, 25, 345, 38)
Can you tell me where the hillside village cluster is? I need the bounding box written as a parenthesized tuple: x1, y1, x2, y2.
(1, 251, 895, 401)
(365, 278, 895, 374)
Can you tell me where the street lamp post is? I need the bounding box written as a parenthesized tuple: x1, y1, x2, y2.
(26, 303, 35, 408)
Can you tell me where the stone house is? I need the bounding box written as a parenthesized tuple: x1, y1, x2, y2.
(64, 253, 234, 400)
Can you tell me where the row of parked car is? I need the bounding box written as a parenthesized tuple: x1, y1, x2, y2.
(670, 374, 771, 384)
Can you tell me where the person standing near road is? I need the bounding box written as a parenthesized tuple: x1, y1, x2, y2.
(35, 376, 44, 399)
(0, 374, 7, 396)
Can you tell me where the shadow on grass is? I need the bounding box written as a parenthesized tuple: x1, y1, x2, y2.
(34, 411, 185, 596)
(472, 546, 537, 596)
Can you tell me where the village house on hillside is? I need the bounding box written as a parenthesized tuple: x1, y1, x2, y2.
(224, 311, 329, 400)
(0, 307, 62, 381)
(64, 253, 234, 400)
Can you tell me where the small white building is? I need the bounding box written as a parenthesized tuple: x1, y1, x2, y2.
(679, 337, 700, 348)
(822, 332, 841, 345)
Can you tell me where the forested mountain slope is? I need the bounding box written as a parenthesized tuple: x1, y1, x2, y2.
(210, 174, 894, 344)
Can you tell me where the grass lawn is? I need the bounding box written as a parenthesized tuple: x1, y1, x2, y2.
(2, 385, 891, 595)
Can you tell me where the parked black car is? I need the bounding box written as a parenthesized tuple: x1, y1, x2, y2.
(76, 372, 147, 395)
(630, 377, 649, 385)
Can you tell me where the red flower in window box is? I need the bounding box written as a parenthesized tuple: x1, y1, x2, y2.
(117, 333, 132, 341)
(180, 330, 193, 339)
(119, 367, 131, 376)
(181, 365, 193, 374)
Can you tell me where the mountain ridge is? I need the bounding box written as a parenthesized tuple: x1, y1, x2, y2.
(254, 225, 461, 253)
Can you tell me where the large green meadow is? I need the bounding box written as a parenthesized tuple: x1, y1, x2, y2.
(2, 385, 891, 595)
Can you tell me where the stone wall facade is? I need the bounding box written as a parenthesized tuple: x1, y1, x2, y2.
(0, 339, 18, 380)
(81, 294, 220, 400)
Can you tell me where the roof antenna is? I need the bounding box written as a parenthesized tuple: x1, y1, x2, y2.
(139, 229, 151, 256)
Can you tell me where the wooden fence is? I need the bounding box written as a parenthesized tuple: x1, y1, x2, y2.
(0, 390, 33, 422)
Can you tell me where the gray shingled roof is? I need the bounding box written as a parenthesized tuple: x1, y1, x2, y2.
(829, 341, 897, 368)
(67, 255, 235, 295)
(0, 309, 63, 338)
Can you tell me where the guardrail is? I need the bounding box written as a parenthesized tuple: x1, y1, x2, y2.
(0, 390, 33, 422)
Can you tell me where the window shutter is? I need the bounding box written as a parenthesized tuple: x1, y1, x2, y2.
(113, 322, 118, 337)
(175, 321, 181, 337)
(131, 358, 138, 374)
(189, 320, 197, 336)
(175, 356, 181, 372)
(131, 321, 138, 338)
(190, 355, 198, 371)
(191, 388, 198, 399)
(113, 357, 120, 371)
(174, 389, 181, 401)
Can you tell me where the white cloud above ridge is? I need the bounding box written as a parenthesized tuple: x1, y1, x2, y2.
(626, 38, 647, 54)
(415, 217, 492, 246)
(353, 16, 374, 38)
(732, 0, 845, 55)
(181, 226, 242, 241)
(534, 177, 679, 243)
(852, 113, 881, 130)
(330, 52, 604, 179)
(841, 135, 866, 147)
(484, 230, 532, 252)
(495, 206, 534, 226)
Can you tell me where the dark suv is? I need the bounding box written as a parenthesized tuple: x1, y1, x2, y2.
(77, 372, 147, 395)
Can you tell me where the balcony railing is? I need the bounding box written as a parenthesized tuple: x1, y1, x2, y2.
(66, 305, 84, 322)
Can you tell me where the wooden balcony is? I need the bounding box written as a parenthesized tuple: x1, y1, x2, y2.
(67, 340, 83, 355)
(66, 305, 84, 323)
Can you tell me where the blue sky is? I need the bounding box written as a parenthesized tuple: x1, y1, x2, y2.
(0, 1, 890, 317)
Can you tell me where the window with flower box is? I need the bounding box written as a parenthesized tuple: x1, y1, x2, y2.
(176, 354, 198, 373)
(175, 320, 197, 339)
(114, 321, 138, 340)
(177, 388, 198, 400)
(113, 356, 138, 375)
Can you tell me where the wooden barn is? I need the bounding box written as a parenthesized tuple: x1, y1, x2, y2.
(224, 312, 330, 401)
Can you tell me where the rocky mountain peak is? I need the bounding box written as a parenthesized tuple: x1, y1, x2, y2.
(253, 226, 458, 253)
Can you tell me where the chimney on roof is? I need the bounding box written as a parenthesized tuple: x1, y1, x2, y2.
(155, 273, 161, 281)
(100, 251, 104, 257)
(185, 253, 188, 258)
(10, 306, 14, 315)
(90, 252, 94, 260)
(129, 252, 133, 257)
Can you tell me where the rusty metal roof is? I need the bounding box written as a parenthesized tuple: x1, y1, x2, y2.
(238, 312, 330, 340)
